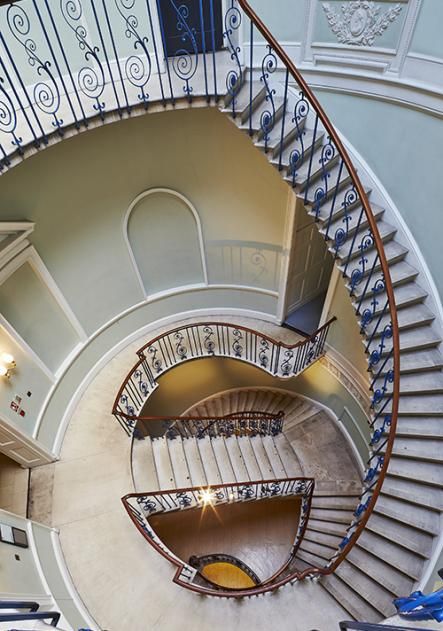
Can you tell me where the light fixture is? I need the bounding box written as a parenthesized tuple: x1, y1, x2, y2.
(1, 352, 15, 368)
(199, 488, 215, 506)
(0, 364, 10, 379)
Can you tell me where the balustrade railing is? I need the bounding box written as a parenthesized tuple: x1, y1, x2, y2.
(136, 410, 284, 440)
(339, 624, 432, 631)
(122, 476, 314, 597)
(112, 319, 335, 434)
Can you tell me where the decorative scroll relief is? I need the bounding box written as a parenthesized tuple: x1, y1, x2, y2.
(322, 1, 403, 46)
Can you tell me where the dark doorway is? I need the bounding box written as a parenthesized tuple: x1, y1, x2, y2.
(157, 0, 224, 57)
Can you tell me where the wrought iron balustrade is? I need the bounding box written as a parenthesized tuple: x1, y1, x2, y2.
(136, 410, 284, 440)
(112, 319, 335, 434)
(122, 476, 314, 597)
(339, 624, 433, 631)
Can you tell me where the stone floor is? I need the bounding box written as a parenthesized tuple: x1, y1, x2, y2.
(30, 316, 355, 631)
(0, 453, 28, 517)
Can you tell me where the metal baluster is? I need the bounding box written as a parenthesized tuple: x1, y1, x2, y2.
(277, 68, 289, 166)
(145, 0, 166, 105)
(155, 0, 175, 103)
(198, 0, 209, 101)
(303, 113, 319, 204)
(324, 159, 344, 238)
(248, 18, 253, 131)
(209, 0, 217, 99)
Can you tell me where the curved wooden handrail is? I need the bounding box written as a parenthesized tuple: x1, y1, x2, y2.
(237, 0, 400, 579)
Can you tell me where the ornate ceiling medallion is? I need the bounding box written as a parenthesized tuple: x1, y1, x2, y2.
(322, 1, 403, 46)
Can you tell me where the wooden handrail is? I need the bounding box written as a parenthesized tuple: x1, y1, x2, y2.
(237, 0, 400, 579)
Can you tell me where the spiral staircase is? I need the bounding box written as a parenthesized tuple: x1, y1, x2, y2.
(0, 0, 442, 628)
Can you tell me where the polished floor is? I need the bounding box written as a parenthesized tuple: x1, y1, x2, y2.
(30, 316, 351, 631)
(150, 496, 301, 581)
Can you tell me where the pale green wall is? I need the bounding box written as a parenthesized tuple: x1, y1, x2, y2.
(315, 90, 443, 302)
(0, 510, 46, 595)
(0, 263, 80, 373)
(249, 0, 305, 41)
(410, 0, 443, 58)
(0, 326, 53, 434)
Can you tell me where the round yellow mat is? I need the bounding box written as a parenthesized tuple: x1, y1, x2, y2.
(201, 562, 257, 589)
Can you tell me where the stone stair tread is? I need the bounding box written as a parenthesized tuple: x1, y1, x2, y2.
(313, 185, 372, 222)
(350, 259, 419, 292)
(168, 438, 192, 487)
(304, 528, 342, 550)
(398, 393, 443, 415)
(262, 435, 287, 478)
(347, 546, 414, 597)
(152, 437, 176, 490)
(389, 435, 443, 463)
(197, 436, 222, 486)
(323, 203, 385, 243)
(375, 494, 440, 534)
(299, 539, 332, 562)
(395, 415, 443, 438)
(182, 438, 207, 487)
(321, 573, 382, 624)
(305, 518, 348, 537)
(132, 438, 159, 492)
(374, 369, 443, 397)
(366, 512, 432, 558)
(224, 436, 250, 482)
(211, 437, 236, 483)
(237, 436, 262, 480)
(311, 495, 359, 510)
(276, 130, 324, 172)
(357, 282, 427, 316)
(255, 110, 306, 156)
(356, 530, 422, 580)
(388, 455, 442, 487)
(223, 80, 266, 120)
(382, 474, 443, 511)
(365, 303, 435, 339)
(314, 480, 363, 495)
(250, 435, 276, 478)
(273, 433, 304, 477)
(334, 220, 397, 261)
(335, 560, 397, 618)
(397, 326, 442, 354)
(308, 507, 354, 524)
(374, 348, 443, 376)
(239, 96, 286, 136)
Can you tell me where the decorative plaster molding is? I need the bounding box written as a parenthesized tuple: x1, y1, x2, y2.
(320, 351, 371, 417)
(322, 1, 403, 47)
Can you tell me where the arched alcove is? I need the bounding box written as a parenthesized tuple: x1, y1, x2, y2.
(125, 188, 208, 297)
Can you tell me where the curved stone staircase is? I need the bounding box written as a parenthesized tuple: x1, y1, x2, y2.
(215, 77, 443, 622)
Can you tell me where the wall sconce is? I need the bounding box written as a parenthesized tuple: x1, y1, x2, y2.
(0, 353, 15, 379)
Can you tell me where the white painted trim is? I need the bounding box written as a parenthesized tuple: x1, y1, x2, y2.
(50, 307, 280, 455)
(123, 187, 209, 299)
(319, 265, 340, 327)
(338, 406, 366, 474)
(0, 221, 34, 269)
(26, 521, 53, 597)
(276, 189, 297, 323)
(0, 412, 56, 465)
(323, 344, 371, 417)
(0, 315, 55, 382)
(49, 529, 99, 630)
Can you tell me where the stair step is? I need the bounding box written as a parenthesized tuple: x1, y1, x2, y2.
(373, 370, 443, 399)
(382, 474, 443, 511)
(375, 493, 440, 534)
(313, 185, 372, 224)
(334, 221, 397, 264)
(132, 438, 159, 492)
(304, 528, 342, 550)
(197, 436, 222, 486)
(294, 145, 341, 190)
(347, 546, 414, 597)
(388, 455, 443, 487)
(249, 435, 276, 478)
(335, 560, 397, 618)
(374, 348, 443, 376)
(311, 495, 359, 511)
(299, 539, 332, 562)
(323, 203, 385, 245)
(152, 438, 176, 490)
(365, 511, 433, 558)
(356, 530, 423, 580)
(276, 130, 325, 175)
(350, 260, 419, 294)
(305, 163, 353, 208)
(262, 435, 287, 478)
(182, 438, 207, 487)
(389, 435, 443, 463)
(237, 436, 262, 480)
(365, 303, 435, 340)
(315, 480, 363, 495)
(321, 573, 382, 624)
(224, 436, 250, 482)
(307, 518, 348, 537)
(308, 508, 354, 524)
(223, 81, 266, 122)
(397, 326, 442, 354)
(168, 438, 192, 487)
(273, 433, 303, 477)
(255, 110, 307, 158)
(211, 437, 236, 483)
(239, 96, 286, 138)
(398, 393, 443, 415)
(357, 282, 427, 318)
(394, 415, 443, 439)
